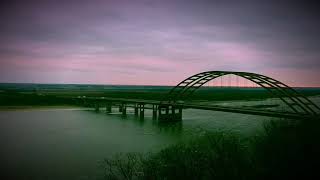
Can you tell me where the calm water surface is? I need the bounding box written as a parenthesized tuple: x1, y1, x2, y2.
(1, 96, 319, 179)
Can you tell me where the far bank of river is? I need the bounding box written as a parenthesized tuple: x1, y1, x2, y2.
(0, 105, 90, 111)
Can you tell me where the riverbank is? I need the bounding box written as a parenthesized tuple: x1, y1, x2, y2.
(102, 117, 320, 179)
(0, 105, 89, 111)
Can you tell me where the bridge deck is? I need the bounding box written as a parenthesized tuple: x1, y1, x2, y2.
(78, 97, 316, 120)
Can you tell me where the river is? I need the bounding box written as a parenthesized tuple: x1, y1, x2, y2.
(1, 96, 319, 179)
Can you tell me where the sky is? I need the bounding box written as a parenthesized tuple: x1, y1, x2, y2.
(0, 0, 320, 87)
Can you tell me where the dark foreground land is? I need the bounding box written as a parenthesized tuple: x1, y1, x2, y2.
(102, 118, 320, 180)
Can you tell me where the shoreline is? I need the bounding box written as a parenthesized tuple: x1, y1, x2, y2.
(0, 105, 90, 111)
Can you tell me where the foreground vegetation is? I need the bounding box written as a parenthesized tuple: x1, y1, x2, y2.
(101, 118, 320, 180)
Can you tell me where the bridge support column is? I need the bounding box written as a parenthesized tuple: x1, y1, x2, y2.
(158, 105, 182, 122)
(171, 106, 175, 115)
(119, 104, 123, 112)
(178, 107, 182, 120)
(158, 105, 168, 122)
(166, 106, 169, 116)
(122, 103, 127, 116)
(139, 104, 145, 120)
(152, 105, 158, 119)
(106, 102, 112, 113)
(158, 105, 167, 122)
(134, 104, 139, 116)
(94, 102, 100, 112)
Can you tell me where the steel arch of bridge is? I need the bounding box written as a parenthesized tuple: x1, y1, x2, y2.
(161, 71, 320, 116)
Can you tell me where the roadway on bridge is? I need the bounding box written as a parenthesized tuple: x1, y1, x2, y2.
(79, 97, 313, 120)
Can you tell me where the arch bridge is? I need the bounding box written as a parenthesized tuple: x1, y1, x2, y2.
(78, 71, 320, 122)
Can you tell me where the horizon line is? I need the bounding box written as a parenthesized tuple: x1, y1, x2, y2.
(0, 82, 320, 88)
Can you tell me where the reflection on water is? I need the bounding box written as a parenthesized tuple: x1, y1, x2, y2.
(0, 109, 187, 179)
(1, 96, 319, 179)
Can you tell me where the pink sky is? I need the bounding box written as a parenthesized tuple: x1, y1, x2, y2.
(1, 0, 320, 87)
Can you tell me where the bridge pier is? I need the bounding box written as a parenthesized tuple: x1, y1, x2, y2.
(122, 103, 127, 116)
(179, 108, 182, 119)
(83, 99, 89, 107)
(134, 104, 139, 116)
(158, 105, 182, 122)
(152, 105, 158, 120)
(106, 102, 112, 113)
(118, 104, 123, 112)
(94, 102, 100, 112)
(139, 104, 145, 120)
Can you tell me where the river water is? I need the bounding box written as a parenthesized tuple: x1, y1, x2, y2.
(1, 96, 319, 179)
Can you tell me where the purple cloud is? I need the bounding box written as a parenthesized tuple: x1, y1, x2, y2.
(0, 0, 320, 86)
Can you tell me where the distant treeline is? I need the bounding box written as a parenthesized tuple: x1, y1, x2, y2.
(1, 84, 320, 106)
(0, 92, 73, 106)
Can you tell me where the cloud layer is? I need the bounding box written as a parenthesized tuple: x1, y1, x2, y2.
(1, 0, 320, 86)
